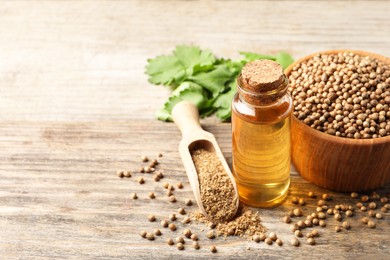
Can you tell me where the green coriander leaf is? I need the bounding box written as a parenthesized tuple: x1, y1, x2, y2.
(146, 55, 186, 87)
(213, 81, 237, 121)
(239, 51, 276, 62)
(275, 52, 294, 70)
(155, 108, 172, 121)
(189, 64, 232, 97)
(174, 45, 216, 75)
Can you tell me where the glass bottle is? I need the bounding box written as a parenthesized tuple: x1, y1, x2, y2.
(231, 60, 292, 207)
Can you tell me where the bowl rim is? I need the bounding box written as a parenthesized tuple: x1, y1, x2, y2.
(285, 49, 390, 146)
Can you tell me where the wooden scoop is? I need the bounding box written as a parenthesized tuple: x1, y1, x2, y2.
(172, 101, 239, 222)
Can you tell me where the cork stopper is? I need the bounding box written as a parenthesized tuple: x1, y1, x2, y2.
(241, 60, 285, 93)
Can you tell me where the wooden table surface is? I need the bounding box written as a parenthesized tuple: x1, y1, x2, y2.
(1, 1, 389, 259)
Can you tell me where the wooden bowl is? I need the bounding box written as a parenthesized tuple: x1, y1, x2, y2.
(285, 50, 390, 192)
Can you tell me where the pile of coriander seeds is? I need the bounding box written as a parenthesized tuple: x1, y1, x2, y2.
(289, 52, 390, 139)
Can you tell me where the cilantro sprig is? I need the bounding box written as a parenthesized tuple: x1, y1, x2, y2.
(145, 45, 294, 121)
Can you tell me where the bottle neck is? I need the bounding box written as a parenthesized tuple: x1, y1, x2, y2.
(236, 73, 289, 106)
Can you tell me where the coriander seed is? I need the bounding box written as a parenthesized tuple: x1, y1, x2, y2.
(138, 167, 144, 173)
(177, 182, 183, 189)
(380, 197, 389, 203)
(312, 218, 319, 225)
(210, 245, 217, 253)
(148, 192, 155, 199)
(206, 230, 215, 239)
(308, 191, 316, 198)
(191, 234, 198, 241)
(116, 170, 124, 178)
(322, 194, 331, 201)
(293, 208, 302, 217)
(169, 214, 176, 221)
(304, 219, 312, 227)
(161, 220, 168, 228)
(153, 174, 160, 182)
(361, 217, 369, 224)
(381, 207, 388, 213)
(318, 212, 326, 219)
(140, 230, 147, 238)
(361, 206, 367, 212)
(166, 190, 173, 196)
(317, 200, 326, 206)
(183, 229, 191, 238)
(141, 155, 148, 162)
(311, 229, 319, 237)
(148, 215, 156, 222)
(351, 192, 359, 199)
(177, 242, 184, 250)
(157, 152, 163, 157)
(178, 208, 186, 215)
(367, 220, 376, 228)
(269, 232, 277, 241)
(168, 195, 176, 203)
(154, 229, 162, 236)
(346, 210, 353, 217)
(163, 182, 169, 189)
(146, 232, 155, 241)
(297, 221, 306, 228)
(138, 177, 145, 184)
(228, 228, 235, 235)
(276, 239, 283, 246)
(124, 171, 131, 178)
(185, 199, 192, 206)
(361, 195, 369, 202)
(283, 216, 291, 223)
(335, 226, 341, 232)
(334, 214, 342, 222)
(253, 235, 261, 243)
(156, 171, 164, 179)
(368, 210, 376, 217)
(259, 233, 267, 241)
(265, 237, 273, 245)
(319, 220, 326, 227)
(167, 238, 174, 245)
(130, 193, 138, 199)
(169, 223, 176, 231)
(307, 238, 315, 245)
(176, 236, 185, 244)
(342, 221, 351, 229)
(294, 230, 303, 237)
(167, 184, 175, 191)
(375, 213, 382, 219)
(299, 198, 306, 205)
(144, 166, 151, 173)
(182, 217, 191, 224)
(291, 197, 299, 204)
(368, 202, 377, 209)
(291, 237, 300, 247)
(193, 241, 200, 249)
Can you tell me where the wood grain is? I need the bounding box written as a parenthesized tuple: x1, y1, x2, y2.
(0, 0, 389, 259)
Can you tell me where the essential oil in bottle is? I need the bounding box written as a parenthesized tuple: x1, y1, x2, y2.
(231, 60, 292, 207)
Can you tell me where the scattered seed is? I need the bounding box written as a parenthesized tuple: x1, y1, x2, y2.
(335, 226, 341, 232)
(144, 166, 152, 173)
(117, 170, 124, 178)
(140, 230, 147, 238)
(375, 213, 382, 219)
(158, 152, 163, 157)
(381, 207, 388, 213)
(361, 206, 367, 212)
(293, 208, 302, 217)
(340, 204, 348, 211)
(138, 167, 144, 173)
(361, 195, 369, 202)
(299, 198, 306, 205)
(168, 184, 175, 191)
(316, 207, 323, 212)
(148, 215, 156, 222)
(148, 192, 155, 199)
(322, 194, 331, 201)
(138, 177, 145, 184)
(367, 220, 376, 228)
(294, 230, 303, 237)
(151, 159, 158, 166)
(169, 214, 176, 221)
(317, 200, 326, 206)
(259, 233, 267, 241)
(163, 183, 169, 189)
(265, 237, 273, 245)
(291, 237, 300, 246)
(291, 224, 300, 232)
(346, 210, 353, 217)
(334, 214, 342, 221)
(191, 234, 198, 241)
(381, 197, 389, 204)
(228, 228, 235, 236)
(306, 232, 313, 238)
(283, 216, 291, 223)
(368, 210, 376, 217)
(178, 208, 186, 215)
(169, 223, 176, 231)
(166, 190, 173, 197)
(253, 235, 261, 243)
(183, 229, 192, 238)
(292, 197, 299, 204)
(311, 213, 318, 218)
(342, 221, 351, 229)
(124, 171, 131, 178)
(185, 199, 193, 206)
(361, 217, 369, 224)
(304, 219, 312, 227)
(318, 212, 326, 219)
(288, 210, 294, 217)
(130, 193, 138, 199)
(153, 174, 160, 182)
(319, 220, 326, 227)
(371, 192, 380, 200)
(154, 229, 162, 236)
(208, 222, 216, 229)
(312, 229, 320, 237)
(182, 217, 191, 224)
(312, 218, 319, 225)
(142, 155, 149, 162)
(351, 192, 359, 199)
(326, 209, 333, 215)
(177, 182, 183, 189)
(307, 238, 315, 245)
(167, 238, 174, 245)
(210, 245, 217, 253)
(176, 236, 185, 244)
(308, 191, 316, 198)
(157, 171, 164, 179)
(169, 195, 176, 203)
(177, 242, 184, 250)
(385, 204, 390, 210)
(297, 221, 306, 228)
(368, 202, 377, 209)
(269, 232, 277, 241)
(146, 233, 155, 241)
(356, 202, 363, 208)
(206, 230, 215, 239)
(276, 239, 283, 246)
(160, 220, 169, 228)
(193, 241, 200, 249)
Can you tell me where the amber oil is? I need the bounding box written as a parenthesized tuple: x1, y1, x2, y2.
(231, 60, 292, 207)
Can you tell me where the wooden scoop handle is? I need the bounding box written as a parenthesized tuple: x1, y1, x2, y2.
(172, 101, 203, 137)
